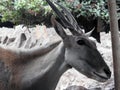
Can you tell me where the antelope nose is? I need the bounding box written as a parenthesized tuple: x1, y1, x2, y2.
(103, 68, 111, 79)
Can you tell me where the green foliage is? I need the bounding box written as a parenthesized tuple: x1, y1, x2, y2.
(0, 0, 52, 25)
(58, 0, 109, 22)
(0, 0, 109, 25)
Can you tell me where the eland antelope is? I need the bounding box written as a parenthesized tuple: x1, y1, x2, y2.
(0, 0, 111, 90)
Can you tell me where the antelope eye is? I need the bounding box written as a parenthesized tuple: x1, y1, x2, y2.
(77, 40, 85, 45)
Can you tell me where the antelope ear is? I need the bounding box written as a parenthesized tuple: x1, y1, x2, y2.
(85, 27, 95, 37)
(51, 16, 67, 39)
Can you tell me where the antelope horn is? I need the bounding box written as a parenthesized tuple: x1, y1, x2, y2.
(85, 27, 95, 37)
(55, 2, 83, 33)
(46, 0, 83, 35)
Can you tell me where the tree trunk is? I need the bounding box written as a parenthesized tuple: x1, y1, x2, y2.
(108, 0, 120, 90)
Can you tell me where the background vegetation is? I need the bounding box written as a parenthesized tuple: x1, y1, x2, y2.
(0, 0, 116, 26)
(0, 0, 52, 26)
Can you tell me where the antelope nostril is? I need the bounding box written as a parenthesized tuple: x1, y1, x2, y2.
(103, 68, 111, 78)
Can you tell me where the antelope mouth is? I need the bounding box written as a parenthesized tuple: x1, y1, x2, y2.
(93, 72, 109, 82)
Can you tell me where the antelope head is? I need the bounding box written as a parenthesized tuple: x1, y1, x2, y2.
(47, 0, 111, 82)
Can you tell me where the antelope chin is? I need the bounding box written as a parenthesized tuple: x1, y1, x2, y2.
(93, 72, 110, 82)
